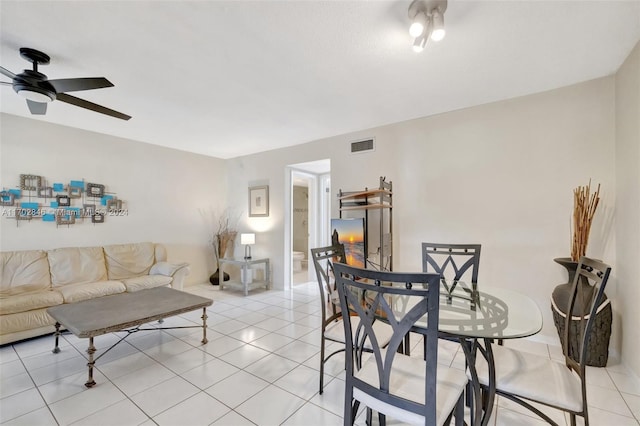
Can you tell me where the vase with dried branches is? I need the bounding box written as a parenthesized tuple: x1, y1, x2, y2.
(552, 181, 610, 367)
(209, 209, 239, 285)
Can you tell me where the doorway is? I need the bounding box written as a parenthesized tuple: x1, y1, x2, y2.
(284, 160, 331, 289)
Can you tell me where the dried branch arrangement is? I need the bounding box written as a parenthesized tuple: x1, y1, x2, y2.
(571, 181, 601, 262)
(213, 209, 239, 263)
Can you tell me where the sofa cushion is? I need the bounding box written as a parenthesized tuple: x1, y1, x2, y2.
(0, 250, 51, 298)
(48, 247, 108, 286)
(0, 290, 64, 315)
(0, 308, 57, 335)
(122, 275, 173, 292)
(104, 242, 155, 280)
(56, 280, 126, 304)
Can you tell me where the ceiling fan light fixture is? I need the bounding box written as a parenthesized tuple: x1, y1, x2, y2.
(2, 47, 130, 120)
(16, 87, 54, 103)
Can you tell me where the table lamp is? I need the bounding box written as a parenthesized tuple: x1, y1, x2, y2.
(241, 233, 255, 260)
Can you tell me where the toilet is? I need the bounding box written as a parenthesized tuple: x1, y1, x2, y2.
(293, 251, 305, 272)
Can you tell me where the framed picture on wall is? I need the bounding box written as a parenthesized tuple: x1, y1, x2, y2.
(249, 185, 269, 217)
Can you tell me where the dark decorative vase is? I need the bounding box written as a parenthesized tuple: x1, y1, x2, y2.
(209, 269, 230, 286)
(551, 257, 611, 367)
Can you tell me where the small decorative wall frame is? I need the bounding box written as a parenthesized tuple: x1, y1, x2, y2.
(38, 187, 53, 198)
(56, 214, 76, 226)
(86, 183, 105, 198)
(20, 174, 41, 191)
(83, 204, 96, 217)
(69, 180, 84, 189)
(16, 210, 33, 221)
(92, 213, 105, 224)
(56, 195, 71, 207)
(107, 198, 122, 211)
(0, 191, 15, 206)
(69, 187, 82, 198)
(249, 185, 269, 217)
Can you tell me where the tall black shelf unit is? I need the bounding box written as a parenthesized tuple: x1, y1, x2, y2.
(338, 176, 393, 271)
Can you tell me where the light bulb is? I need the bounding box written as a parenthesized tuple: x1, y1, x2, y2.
(431, 10, 445, 41)
(409, 12, 427, 37)
(431, 28, 445, 41)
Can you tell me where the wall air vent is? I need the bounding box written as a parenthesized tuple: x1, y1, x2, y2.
(350, 138, 375, 154)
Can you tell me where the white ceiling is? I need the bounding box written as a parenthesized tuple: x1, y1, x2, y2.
(1, 1, 639, 159)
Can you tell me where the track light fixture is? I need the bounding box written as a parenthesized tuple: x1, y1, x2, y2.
(408, 0, 447, 51)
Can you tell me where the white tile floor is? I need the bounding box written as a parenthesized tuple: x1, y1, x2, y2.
(1, 282, 638, 426)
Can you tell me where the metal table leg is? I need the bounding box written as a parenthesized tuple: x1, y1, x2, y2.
(52, 322, 61, 354)
(479, 338, 496, 426)
(459, 338, 483, 426)
(85, 337, 97, 388)
(201, 307, 208, 344)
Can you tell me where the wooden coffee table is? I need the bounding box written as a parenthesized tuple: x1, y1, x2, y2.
(47, 287, 213, 387)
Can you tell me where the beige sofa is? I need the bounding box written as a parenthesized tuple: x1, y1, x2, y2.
(0, 242, 190, 345)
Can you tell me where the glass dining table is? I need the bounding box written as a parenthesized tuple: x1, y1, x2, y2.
(367, 280, 543, 426)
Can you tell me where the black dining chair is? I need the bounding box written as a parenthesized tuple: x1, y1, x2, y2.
(334, 262, 467, 426)
(310, 244, 392, 395)
(473, 256, 612, 426)
(421, 243, 481, 297)
(419, 243, 483, 349)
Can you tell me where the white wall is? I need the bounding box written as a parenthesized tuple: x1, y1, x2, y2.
(0, 113, 227, 285)
(615, 41, 640, 378)
(226, 77, 617, 352)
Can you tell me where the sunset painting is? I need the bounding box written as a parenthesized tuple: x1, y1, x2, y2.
(331, 218, 366, 268)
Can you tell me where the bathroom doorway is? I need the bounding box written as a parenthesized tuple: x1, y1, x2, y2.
(292, 174, 311, 285)
(284, 160, 331, 289)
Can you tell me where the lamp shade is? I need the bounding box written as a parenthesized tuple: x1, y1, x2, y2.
(240, 233, 255, 245)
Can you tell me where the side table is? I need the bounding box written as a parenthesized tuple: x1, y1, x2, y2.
(219, 258, 270, 296)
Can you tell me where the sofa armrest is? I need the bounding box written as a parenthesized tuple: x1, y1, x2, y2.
(150, 262, 190, 291)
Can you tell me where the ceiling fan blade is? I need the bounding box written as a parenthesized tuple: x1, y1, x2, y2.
(27, 100, 47, 115)
(48, 77, 114, 93)
(1, 66, 16, 79)
(56, 93, 131, 120)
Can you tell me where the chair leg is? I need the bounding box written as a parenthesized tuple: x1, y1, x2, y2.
(319, 335, 326, 395)
(404, 333, 411, 356)
(378, 412, 386, 426)
(352, 400, 360, 426)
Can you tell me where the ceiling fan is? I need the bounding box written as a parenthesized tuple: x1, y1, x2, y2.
(0, 47, 131, 120)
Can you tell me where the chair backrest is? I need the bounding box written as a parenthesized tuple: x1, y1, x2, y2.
(564, 256, 612, 373)
(333, 262, 442, 425)
(311, 244, 347, 325)
(422, 243, 481, 285)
